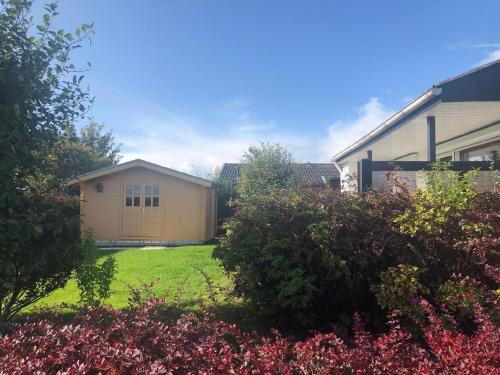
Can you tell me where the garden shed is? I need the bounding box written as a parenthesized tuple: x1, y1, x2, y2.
(68, 159, 216, 246)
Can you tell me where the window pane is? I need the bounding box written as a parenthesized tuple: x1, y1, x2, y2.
(460, 140, 500, 161)
(145, 185, 151, 196)
(468, 155, 490, 161)
(126, 197, 132, 206)
(126, 185, 132, 195)
(133, 196, 141, 206)
(153, 197, 159, 207)
(152, 185, 159, 195)
(133, 184, 141, 195)
(145, 197, 151, 207)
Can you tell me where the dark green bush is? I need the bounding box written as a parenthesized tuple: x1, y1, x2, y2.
(214, 179, 499, 330)
(0, 194, 81, 321)
(214, 190, 316, 324)
(214, 189, 412, 328)
(0, 0, 93, 320)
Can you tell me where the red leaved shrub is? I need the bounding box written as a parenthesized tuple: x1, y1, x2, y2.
(1, 297, 498, 374)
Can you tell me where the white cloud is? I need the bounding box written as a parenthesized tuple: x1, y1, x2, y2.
(320, 97, 394, 159)
(447, 42, 500, 50)
(473, 43, 500, 49)
(117, 97, 392, 176)
(475, 49, 500, 66)
(445, 41, 500, 67)
(118, 104, 314, 177)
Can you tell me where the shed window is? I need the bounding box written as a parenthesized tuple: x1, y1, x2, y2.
(125, 184, 141, 207)
(144, 184, 160, 207)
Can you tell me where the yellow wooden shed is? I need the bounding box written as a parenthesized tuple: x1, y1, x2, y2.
(68, 159, 216, 247)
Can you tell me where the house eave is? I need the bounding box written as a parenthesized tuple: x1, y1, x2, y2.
(333, 88, 442, 163)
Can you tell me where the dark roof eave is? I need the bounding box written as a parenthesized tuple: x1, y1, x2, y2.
(333, 59, 500, 163)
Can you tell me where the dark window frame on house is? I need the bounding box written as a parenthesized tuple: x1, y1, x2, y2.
(459, 139, 500, 161)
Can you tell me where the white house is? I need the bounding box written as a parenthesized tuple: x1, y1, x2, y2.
(333, 59, 500, 192)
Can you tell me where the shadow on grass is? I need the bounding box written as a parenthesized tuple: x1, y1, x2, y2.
(96, 249, 129, 258)
(18, 299, 276, 336)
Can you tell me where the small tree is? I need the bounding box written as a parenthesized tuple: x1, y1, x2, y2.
(74, 232, 116, 307)
(51, 121, 122, 195)
(237, 142, 295, 202)
(53, 122, 121, 182)
(0, 0, 94, 320)
(78, 122, 121, 167)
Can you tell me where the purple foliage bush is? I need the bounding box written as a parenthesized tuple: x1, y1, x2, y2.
(0, 297, 498, 374)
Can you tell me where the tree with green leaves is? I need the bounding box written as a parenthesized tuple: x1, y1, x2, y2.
(0, 0, 94, 321)
(237, 142, 296, 202)
(51, 121, 121, 189)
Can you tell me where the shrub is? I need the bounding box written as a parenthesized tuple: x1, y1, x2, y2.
(237, 142, 296, 202)
(0, 297, 498, 374)
(214, 189, 413, 328)
(214, 189, 319, 324)
(0, 194, 81, 322)
(399, 162, 478, 236)
(215, 174, 499, 330)
(0, 0, 92, 321)
(74, 231, 116, 306)
(436, 275, 484, 313)
(395, 166, 499, 296)
(372, 264, 429, 319)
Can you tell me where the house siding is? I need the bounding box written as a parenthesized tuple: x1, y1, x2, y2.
(339, 121, 500, 193)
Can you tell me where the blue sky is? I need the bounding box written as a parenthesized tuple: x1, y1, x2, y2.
(35, 0, 500, 175)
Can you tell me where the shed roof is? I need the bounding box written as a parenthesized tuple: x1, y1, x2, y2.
(218, 163, 340, 187)
(67, 159, 212, 188)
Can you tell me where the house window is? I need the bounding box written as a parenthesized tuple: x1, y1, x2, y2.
(439, 155, 452, 162)
(459, 140, 500, 161)
(125, 184, 141, 207)
(144, 184, 160, 207)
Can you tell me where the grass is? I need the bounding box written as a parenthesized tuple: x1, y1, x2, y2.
(27, 244, 268, 333)
(29, 245, 231, 312)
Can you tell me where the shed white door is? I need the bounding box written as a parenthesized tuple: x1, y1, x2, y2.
(122, 183, 161, 238)
(123, 183, 142, 236)
(142, 184, 161, 237)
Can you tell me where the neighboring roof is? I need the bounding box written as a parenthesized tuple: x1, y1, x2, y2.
(333, 58, 500, 163)
(218, 163, 340, 187)
(218, 163, 242, 186)
(67, 159, 212, 188)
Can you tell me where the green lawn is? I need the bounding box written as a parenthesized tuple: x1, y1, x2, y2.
(30, 245, 231, 312)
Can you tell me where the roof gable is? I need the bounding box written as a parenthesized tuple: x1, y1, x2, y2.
(67, 159, 212, 188)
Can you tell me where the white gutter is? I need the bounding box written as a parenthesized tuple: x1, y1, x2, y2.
(333, 87, 442, 162)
